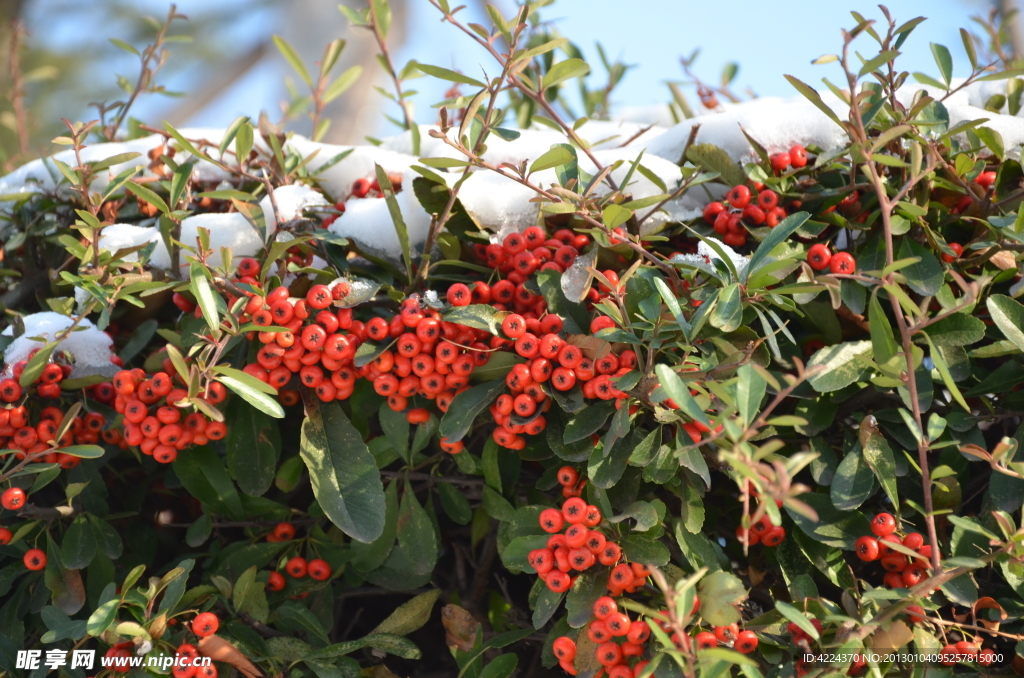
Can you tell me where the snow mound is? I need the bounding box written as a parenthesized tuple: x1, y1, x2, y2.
(3, 312, 116, 378)
(641, 95, 849, 164)
(259, 183, 329, 225)
(327, 168, 432, 257)
(285, 137, 414, 200)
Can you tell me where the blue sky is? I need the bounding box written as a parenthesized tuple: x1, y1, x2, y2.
(24, 0, 1002, 134)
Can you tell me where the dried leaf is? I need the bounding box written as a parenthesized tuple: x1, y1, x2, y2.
(990, 250, 1017, 270)
(868, 620, 914, 653)
(972, 596, 1007, 632)
(441, 604, 479, 652)
(198, 636, 262, 678)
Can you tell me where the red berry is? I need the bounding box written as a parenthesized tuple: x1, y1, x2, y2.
(976, 171, 997, 189)
(855, 536, 880, 561)
(1, 487, 26, 510)
(695, 631, 718, 649)
(192, 612, 219, 637)
(725, 185, 751, 208)
(703, 201, 726, 224)
(735, 630, 758, 654)
(447, 283, 471, 307)
(539, 508, 565, 533)
(23, 548, 46, 570)
(941, 242, 963, 263)
(552, 636, 576, 662)
(286, 556, 308, 578)
(829, 251, 856, 274)
(789, 145, 808, 168)
(267, 571, 286, 591)
(871, 513, 897, 537)
(770, 152, 791, 173)
(308, 559, 332, 581)
(807, 244, 832, 271)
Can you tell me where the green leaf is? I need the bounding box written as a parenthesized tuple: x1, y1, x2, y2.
(986, 294, 1024, 352)
(735, 364, 766, 428)
(274, 600, 329, 644)
(216, 375, 284, 419)
(697, 571, 746, 626)
(654, 364, 711, 429)
(784, 75, 845, 128)
(924, 312, 986, 346)
(374, 164, 413, 284)
(710, 283, 743, 332)
(125, 181, 169, 215)
(544, 58, 590, 89)
(272, 35, 312, 87)
(745, 211, 811, 280)
(372, 589, 441, 636)
(480, 654, 518, 678)
(60, 515, 96, 570)
(776, 601, 820, 640)
(299, 398, 386, 543)
(976, 126, 1005, 160)
(565, 568, 610, 628)
(869, 291, 899, 364)
(532, 584, 565, 629)
(675, 521, 721, 572)
(621, 534, 670, 566)
(364, 488, 438, 591)
(514, 38, 569, 62)
(685, 143, 746, 187)
(350, 481, 399, 573)
(861, 428, 899, 515)
(438, 484, 473, 525)
(930, 42, 953, 87)
(234, 122, 254, 164)
(86, 584, 119, 636)
(830, 445, 875, 511)
(806, 340, 872, 392)
(189, 262, 221, 338)
(529, 146, 576, 174)
(323, 65, 363, 104)
(440, 379, 507, 442)
(225, 396, 282, 496)
(923, 333, 970, 412)
(442, 304, 508, 334)
(173, 446, 245, 518)
(19, 341, 59, 388)
(564, 401, 616, 444)
(415, 62, 486, 88)
(898, 238, 943, 296)
(602, 204, 632, 230)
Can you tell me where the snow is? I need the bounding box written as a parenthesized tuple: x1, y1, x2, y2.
(326, 167, 432, 257)
(670, 238, 749, 279)
(7, 75, 1024, 271)
(258, 183, 329, 225)
(285, 137, 414, 200)
(96, 223, 161, 262)
(640, 95, 849, 164)
(2, 312, 116, 378)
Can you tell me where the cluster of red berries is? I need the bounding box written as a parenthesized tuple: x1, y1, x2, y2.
(0, 404, 110, 464)
(111, 368, 228, 464)
(806, 243, 857, 274)
(854, 513, 936, 589)
(735, 509, 786, 547)
(472, 226, 590, 287)
(169, 640, 217, 678)
(262, 523, 333, 590)
(552, 584, 758, 675)
(531, 487, 629, 594)
(701, 148, 806, 248)
(693, 622, 759, 654)
(232, 235, 634, 452)
(1, 488, 49, 569)
(936, 640, 998, 667)
(788, 619, 827, 677)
